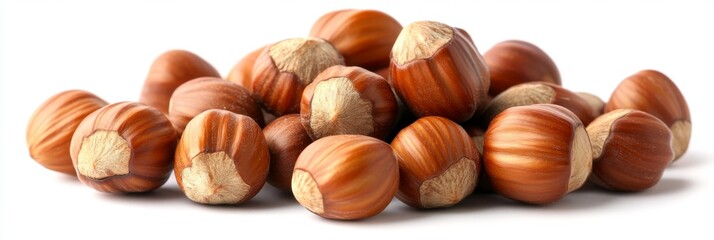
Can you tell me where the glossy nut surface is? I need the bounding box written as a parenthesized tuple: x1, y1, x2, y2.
(252, 38, 344, 116)
(263, 114, 312, 192)
(484, 104, 592, 204)
(484, 40, 561, 96)
(300, 65, 397, 140)
(169, 77, 264, 135)
(309, 9, 402, 70)
(139, 50, 220, 114)
(390, 21, 489, 122)
(174, 110, 269, 204)
(391, 116, 480, 208)
(70, 102, 177, 193)
(587, 109, 674, 191)
(292, 135, 398, 220)
(605, 69, 691, 160)
(27, 90, 108, 175)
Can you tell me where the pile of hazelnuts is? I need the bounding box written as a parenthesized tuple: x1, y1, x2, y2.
(26, 9, 691, 220)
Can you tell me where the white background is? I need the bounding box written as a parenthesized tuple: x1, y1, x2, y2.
(2, 0, 713, 239)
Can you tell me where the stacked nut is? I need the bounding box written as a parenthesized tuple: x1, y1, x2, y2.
(26, 9, 691, 220)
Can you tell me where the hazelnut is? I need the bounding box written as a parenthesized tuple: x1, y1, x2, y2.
(605, 70, 691, 160)
(139, 50, 220, 114)
(292, 135, 398, 220)
(225, 45, 279, 125)
(70, 102, 177, 193)
(226, 45, 267, 91)
(576, 92, 605, 116)
(587, 109, 674, 191)
(483, 104, 592, 204)
(390, 21, 489, 122)
(483, 40, 561, 96)
(300, 65, 398, 140)
(263, 114, 312, 192)
(26, 90, 108, 175)
(391, 116, 480, 208)
(252, 37, 344, 116)
(174, 110, 269, 204)
(168, 77, 264, 135)
(480, 82, 598, 126)
(309, 9, 402, 70)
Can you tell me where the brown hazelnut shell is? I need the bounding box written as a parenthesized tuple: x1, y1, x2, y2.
(484, 40, 561, 96)
(391, 116, 480, 208)
(252, 38, 344, 116)
(292, 135, 398, 220)
(300, 65, 397, 140)
(605, 70, 690, 160)
(587, 109, 674, 191)
(390, 21, 489, 123)
(139, 50, 220, 114)
(70, 102, 177, 193)
(168, 77, 264, 136)
(481, 82, 598, 127)
(27, 90, 108, 175)
(263, 114, 312, 192)
(174, 110, 269, 204)
(483, 104, 592, 204)
(309, 9, 402, 70)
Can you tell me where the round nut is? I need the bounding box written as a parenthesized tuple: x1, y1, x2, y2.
(70, 102, 177, 193)
(26, 90, 108, 175)
(139, 50, 220, 114)
(605, 69, 691, 160)
(390, 21, 489, 122)
(484, 40, 561, 96)
(168, 77, 264, 135)
(587, 109, 674, 191)
(292, 135, 398, 220)
(263, 114, 312, 192)
(252, 37, 344, 116)
(309, 9, 402, 70)
(391, 116, 480, 208)
(300, 65, 398, 140)
(174, 110, 269, 204)
(483, 104, 592, 204)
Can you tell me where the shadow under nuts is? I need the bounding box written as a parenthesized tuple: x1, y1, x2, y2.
(70, 102, 177, 193)
(300, 65, 398, 140)
(587, 109, 674, 191)
(390, 21, 490, 123)
(484, 104, 592, 204)
(391, 116, 480, 208)
(27, 90, 108, 175)
(174, 110, 269, 204)
(292, 135, 398, 220)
